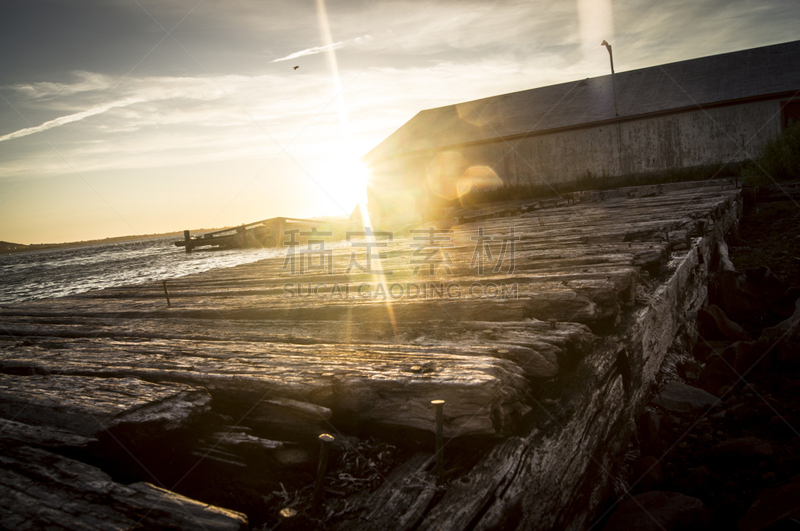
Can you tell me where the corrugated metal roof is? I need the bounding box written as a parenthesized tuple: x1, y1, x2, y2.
(365, 40, 800, 162)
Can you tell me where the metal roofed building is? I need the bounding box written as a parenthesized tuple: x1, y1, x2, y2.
(363, 40, 800, 225)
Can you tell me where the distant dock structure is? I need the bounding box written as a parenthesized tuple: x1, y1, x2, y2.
(176, 216, 354, 252)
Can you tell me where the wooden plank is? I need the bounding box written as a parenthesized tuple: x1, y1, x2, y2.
(0, 342, 532, 437)
(0, 418, 96, 449)
(0, 443, 248, 531)
(0, 374, 211, 439)
(336, 452, 438, 531)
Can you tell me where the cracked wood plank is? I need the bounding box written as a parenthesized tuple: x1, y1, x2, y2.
(0, 342, 532, 437)
(0, 443, 248, 530)
(0, 374, 211, 439)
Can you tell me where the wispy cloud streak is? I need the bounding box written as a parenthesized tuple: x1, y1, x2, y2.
(270, 35, 372, 63)
(0, 97, 143, 143)
(8, 71, 113, 99)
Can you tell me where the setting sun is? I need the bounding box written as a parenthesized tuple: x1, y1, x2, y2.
(328, 154, 370, 207)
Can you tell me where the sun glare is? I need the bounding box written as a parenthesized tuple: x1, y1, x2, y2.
(342, 157, 370, 206)
(324, 152, 370, 211)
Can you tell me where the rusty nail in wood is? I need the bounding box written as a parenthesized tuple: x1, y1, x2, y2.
(313, 433, 335, 509)
(162, 280, 171, 307)
(431, 400, 445, 483)
(549, 318, 557, 329)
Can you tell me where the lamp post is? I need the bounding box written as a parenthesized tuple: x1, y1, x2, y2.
(601, 40, 618, 117)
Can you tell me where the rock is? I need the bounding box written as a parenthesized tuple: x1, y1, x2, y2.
(731, 341, 770, 375)
(673, 465, 713, 496)
(698, 305, 750, 342)
(714, 271, 764, 316)
(692, 340, 731, 362)
(639, 410, 662, 450)
(716, 240, 737, 273)
(676, 358, 703, 383)
(761, 297, 800, 343)
(712, 437, 774, 460)
(690, 465, 713, 487)
(604, 491, 708, 530)
(744, 267, 788, 302)
(631, 456, 664, 487)
(776, 341, 800, 364)
(697, 341, 770, 395)
(712, 241, 760, 316)
(697, 353, 736, 396)
(713, 262, 788, 318)
(767, 286, 800, 318)
(738, 472, 800, 531)
(651, 382, 720, 414)
(767, 415, 795, 437)
(726, 403, 769, 423)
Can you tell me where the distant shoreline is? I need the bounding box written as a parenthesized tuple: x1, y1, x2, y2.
(2, 215, 350, 255)
(0, 230, 198, 255)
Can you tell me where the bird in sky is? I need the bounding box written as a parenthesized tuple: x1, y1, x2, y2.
(293, 65, 299, 70)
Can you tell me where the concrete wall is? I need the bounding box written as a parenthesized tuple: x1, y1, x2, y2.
(366, 99, 783, 225)
(466, 98, 782, 185)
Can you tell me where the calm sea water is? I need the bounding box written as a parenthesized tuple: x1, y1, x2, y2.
(0, 235, 293, 304)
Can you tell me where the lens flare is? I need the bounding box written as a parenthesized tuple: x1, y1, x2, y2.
(457, 166, 503, 199)
(577, 0, 614, 61)
(426, 151, 466, 201)
(355, 203, 398, 335)
(315, 0, 368, 213)
(315, 0, 393, 334)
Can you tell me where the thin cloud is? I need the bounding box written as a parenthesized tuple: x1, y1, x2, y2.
(8, 71, 113, 99)
(270, 35, 372, 63)
(0, 97, 144, 144)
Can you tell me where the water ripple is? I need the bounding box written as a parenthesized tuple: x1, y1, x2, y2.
(0, 236, 293, 304)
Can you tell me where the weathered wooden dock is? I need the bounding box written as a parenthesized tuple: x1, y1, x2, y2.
(176, 216, 356, 252)
(0, 179, 743, 529)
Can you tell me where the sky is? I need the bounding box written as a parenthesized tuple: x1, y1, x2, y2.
(0, 0, 798, 244)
